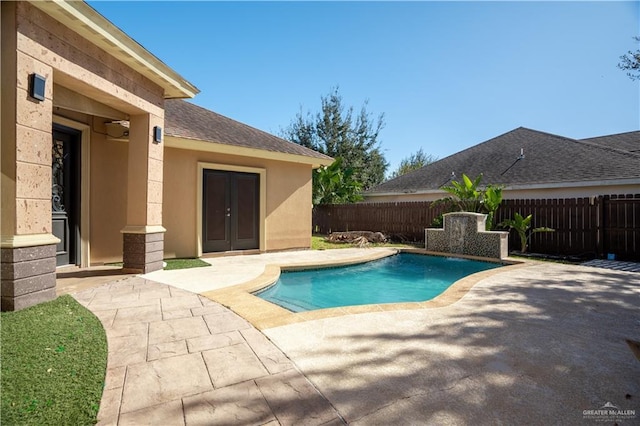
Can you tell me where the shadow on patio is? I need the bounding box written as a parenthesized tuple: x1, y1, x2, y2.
(57, 266, 133, 296)
(264, 263, 640, 425)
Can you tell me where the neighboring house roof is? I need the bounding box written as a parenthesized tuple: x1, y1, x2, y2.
(30, 1, 198, 99)
(368, 127, 640, 195)
(164, 99, 333, 165)
(580, 130, 640, 154)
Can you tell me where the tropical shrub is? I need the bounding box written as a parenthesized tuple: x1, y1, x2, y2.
(499, 212, 554, 252)
(433, 173, 503, 230)
(313, 157, 363, 205)
(482, 185, 503, 231)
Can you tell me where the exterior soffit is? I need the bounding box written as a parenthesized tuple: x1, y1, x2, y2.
(165, 136, 334, 169)
(53, 84, 128, 120)
(28, 0, 198, 99)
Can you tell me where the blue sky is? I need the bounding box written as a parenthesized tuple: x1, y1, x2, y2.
(88, 1, 639, 174)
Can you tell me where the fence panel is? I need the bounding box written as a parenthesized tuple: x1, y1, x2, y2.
(603, 194, 640, 261)
(313, 195, 639, 260)
(313, 202, 445, 242)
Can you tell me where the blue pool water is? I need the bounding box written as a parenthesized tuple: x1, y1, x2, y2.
(256, 253, 501, 312)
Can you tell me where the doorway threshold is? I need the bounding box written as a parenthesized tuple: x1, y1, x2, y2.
(201, 249, 261, 259)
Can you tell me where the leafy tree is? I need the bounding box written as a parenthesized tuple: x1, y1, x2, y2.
(618, 36, 640, 81)
(388, 148, 437, 179)
(312, 158, 363, 205)
(499, 212, 554, 253)
(281, 87, 388, 195)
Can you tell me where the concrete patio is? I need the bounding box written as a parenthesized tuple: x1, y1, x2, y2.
(265, 261, 640, 425)
(58, 249, 640, 425)
(68, 277, 344, 425)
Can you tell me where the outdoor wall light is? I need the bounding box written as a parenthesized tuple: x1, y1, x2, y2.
(29, 73, 46, 101)
(153, 126, 162, 143)
(105, 120, 130, 139)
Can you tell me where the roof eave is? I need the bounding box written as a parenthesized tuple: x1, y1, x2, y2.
(30, 0, 199, 99)
(504, 178, 640, 191)
(366, 189, 447, 197)
(367, 177, 640, 197)
(165, 136, 334, 168)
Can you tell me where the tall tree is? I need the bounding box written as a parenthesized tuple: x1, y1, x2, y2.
(312, 158, 363, 205)
(388, 148, 437, 180)
(618, 36, 640, 81)
(281, 87, 388, 196)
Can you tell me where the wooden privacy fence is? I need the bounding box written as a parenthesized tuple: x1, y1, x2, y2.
(312, 194, 640, 261)
(494, 198, 599, 259)
(313, 201, 446, 242)
(602, 194, 640, 260)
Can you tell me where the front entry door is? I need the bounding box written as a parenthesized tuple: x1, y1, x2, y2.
(202, 170, 259, 252)
(52, 126, 80, 266)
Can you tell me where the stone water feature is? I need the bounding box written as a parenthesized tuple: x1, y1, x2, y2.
(425, 212, 509, 260)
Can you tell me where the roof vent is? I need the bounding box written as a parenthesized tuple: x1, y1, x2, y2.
(439, 171, 456, 187)
(501, 148, 525, 175)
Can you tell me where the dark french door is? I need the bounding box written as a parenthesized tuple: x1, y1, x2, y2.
(52, 125, 81, 266)
(202, 170, 259, 252)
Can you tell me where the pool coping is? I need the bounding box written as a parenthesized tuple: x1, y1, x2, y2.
(200, 248, 529, 330)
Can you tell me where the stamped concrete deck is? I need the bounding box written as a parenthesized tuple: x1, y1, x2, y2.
(60, 250, 640, 425)
(264, 262, 640, 425)
(68, 277, 344, 425)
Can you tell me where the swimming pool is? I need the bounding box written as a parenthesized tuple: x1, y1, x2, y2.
(256, 253, 501, 312)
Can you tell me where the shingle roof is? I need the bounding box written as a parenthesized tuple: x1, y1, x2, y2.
(580, 130, 640, 154)
(368, 127, 640, 194)
(164, 99, 333, 162)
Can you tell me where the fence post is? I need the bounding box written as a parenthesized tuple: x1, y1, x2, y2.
(598, 195, 606, 258)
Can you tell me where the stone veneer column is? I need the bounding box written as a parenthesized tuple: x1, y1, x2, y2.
(1, 2, 59, 310)
(121, 112, 165, 273)
(1, 245, 57, 310)
(122, 232, 164, 274)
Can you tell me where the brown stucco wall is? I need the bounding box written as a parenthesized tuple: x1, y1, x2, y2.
(162, 148, 195, 258)
(265, 161, 313, 251)
(90, 134, 129, 264)
(2, 2, 167, 264)
(49, 111, 129, 264)
(163, 147, 313, 258)
(2, 1, 190, 309)
(50, 111, 159, 265)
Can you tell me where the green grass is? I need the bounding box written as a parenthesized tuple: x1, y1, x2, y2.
(311, 235, 421, 250)
(105, 258, 210, 270)
(164, 258, 211, 270)
(312, 235, 351, 250)
(1, 295, 107, 426)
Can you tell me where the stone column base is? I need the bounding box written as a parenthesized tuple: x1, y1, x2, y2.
(122, 232, 164, 273)
(1, 244, 57, 311)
